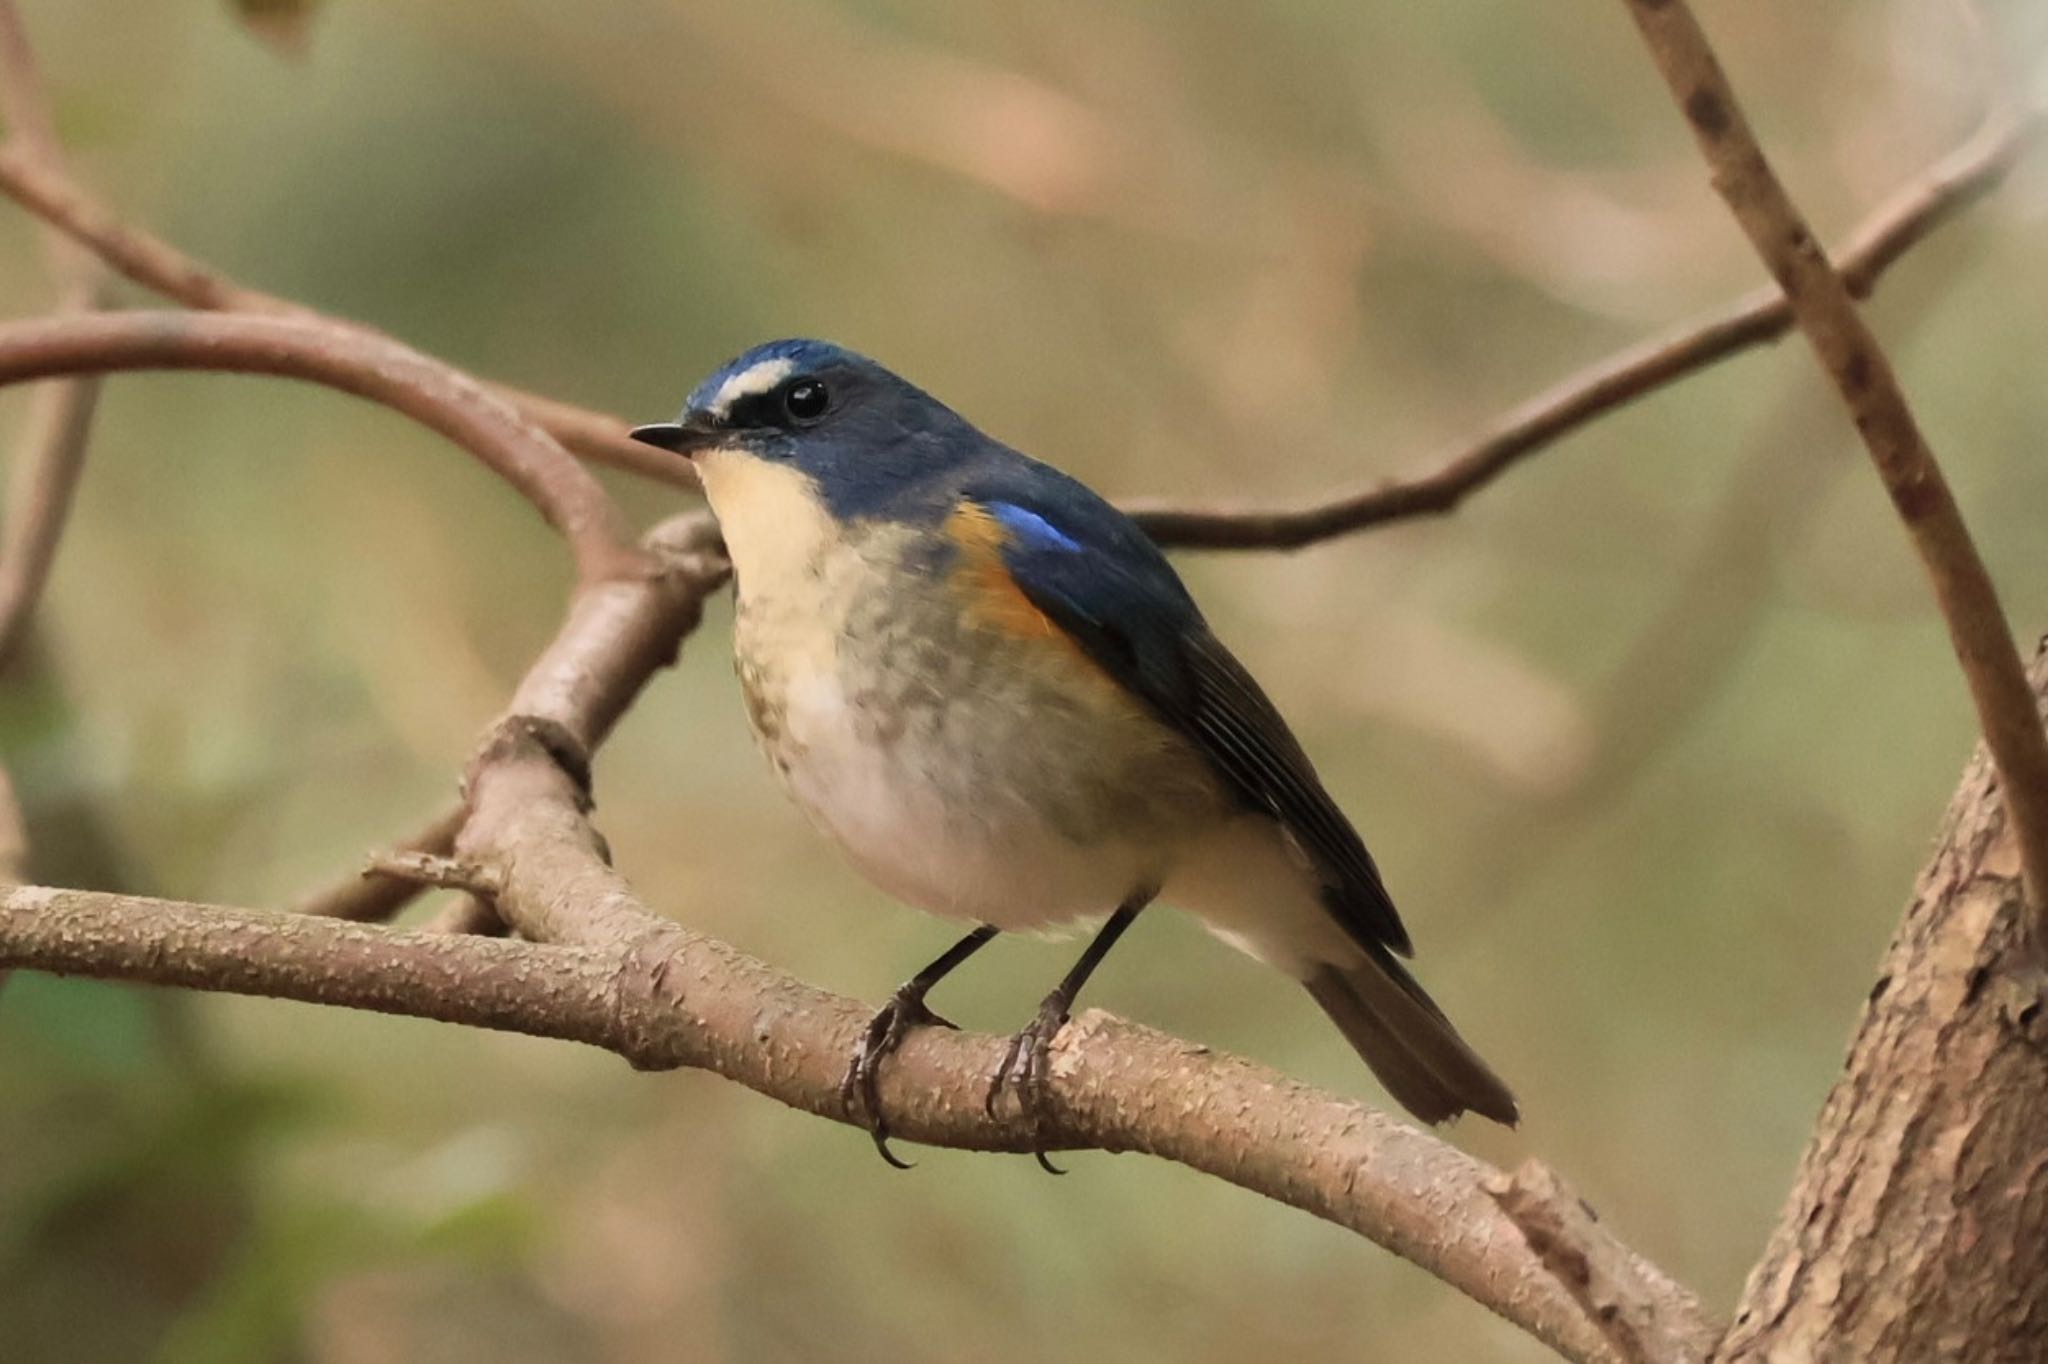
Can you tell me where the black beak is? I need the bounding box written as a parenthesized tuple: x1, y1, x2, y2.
(628, 420, 720, 457)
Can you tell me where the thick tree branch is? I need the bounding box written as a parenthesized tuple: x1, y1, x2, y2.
(0, 872, 1705, 1364)
(1619, 0, 2048, 936)
(0, 468, 1713, 1357)
(0, 310, 646, 585)
(1716, 650, 2048, 1361)
(1125, 113, 2034, 550)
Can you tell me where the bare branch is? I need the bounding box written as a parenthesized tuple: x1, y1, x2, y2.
(293, 511, 724, 928)
(0, 762, 23, 884)
(363, 850, 503, 897)
(1619, 0, 2048, 936)
(0, 763, 22, 997)
(294, 806, 466, 922)
(0, 310, 647, 585)
(1715, 652, 2048, 1361)
(1127, 113, 2036, 550)
(1490, 1160, 1717, 1364)
(0, 885, 623, 1040)
(0, 874, 1697, 1364)
(0, 317, 97, 671)
(0, 141, 693, 489)
(0, 2, 107, 672)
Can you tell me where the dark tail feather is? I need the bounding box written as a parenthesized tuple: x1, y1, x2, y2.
(1305, 950, 1518, 1127)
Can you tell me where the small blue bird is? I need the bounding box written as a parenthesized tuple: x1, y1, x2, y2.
(632, 339, 1516, 1165)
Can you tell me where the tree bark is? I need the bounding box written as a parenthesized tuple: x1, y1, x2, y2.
(1718, 653, 2048, 1362)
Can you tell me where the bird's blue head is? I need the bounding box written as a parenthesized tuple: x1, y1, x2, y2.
(631, 338, 982, 524)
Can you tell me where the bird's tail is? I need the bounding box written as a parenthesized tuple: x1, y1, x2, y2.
(1304, 949, 1518, 1127)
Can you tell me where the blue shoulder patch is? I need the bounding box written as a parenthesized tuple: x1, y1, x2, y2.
(989, 501, 1084, 554)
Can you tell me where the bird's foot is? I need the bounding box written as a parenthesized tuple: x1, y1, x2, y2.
(841, 990, 957, 1169)
(985, 996, 1071, 1175)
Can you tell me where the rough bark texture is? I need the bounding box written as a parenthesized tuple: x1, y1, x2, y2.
(1719, 655, 2048, 1362)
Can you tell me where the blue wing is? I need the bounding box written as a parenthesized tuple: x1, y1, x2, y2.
(964, 469, 1412, 958)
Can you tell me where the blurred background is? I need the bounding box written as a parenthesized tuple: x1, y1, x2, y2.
(3, 0, 2045, 1359)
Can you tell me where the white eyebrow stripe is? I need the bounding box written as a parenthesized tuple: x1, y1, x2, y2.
(707, 358, 796, 418)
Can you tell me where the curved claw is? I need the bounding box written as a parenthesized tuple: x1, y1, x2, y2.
(985, 1001, 1070, 1172)
(841, 991, 953, 1169)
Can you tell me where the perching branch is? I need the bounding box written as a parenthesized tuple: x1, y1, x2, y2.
(1618, 0, 2048, 937)
(0, 457, 1707, 1359)
(0, 881, 1704, 1364)
(0, 310, 646, 586)
(1125, 112, 2036, 549)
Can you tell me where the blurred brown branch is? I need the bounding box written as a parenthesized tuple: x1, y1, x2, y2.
(0, 340, 95, 670)
(1619, 0, 2048, 937)
(0, 60, 2027, 564)
(0, 762, 23, 883)
(0, 309, 646, 586)
(0, 0, 105, 673)
(0, 140, 692, 491)
(1127, 112, 2036, 549)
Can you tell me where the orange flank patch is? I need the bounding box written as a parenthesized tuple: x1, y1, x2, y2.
(939, 503, 1142, 714)
(942, 503, 1066, 640)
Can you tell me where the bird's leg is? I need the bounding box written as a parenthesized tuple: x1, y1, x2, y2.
(987, 895, 1149, 1173)
(842, 924, 999, 1169)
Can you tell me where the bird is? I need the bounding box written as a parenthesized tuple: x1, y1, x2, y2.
(631, 339, 1516, 1167)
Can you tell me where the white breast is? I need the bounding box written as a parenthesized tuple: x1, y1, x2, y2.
(697, 448, 1172, 929)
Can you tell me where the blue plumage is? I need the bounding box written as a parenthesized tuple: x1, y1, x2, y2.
(630, 338, 1516, 1153)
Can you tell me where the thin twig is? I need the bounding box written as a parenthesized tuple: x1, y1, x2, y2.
(1619, 0, 2048, 936)
(0, 97, 2027, 557)
(0, 310, 96, 670)
(0, 1, 106, 672)
(0, 763, 19, 998)
(0, 763, 23, 884)
(1126, 113, 2036, 550)
(0, 310, 647, 585)
(290, 512, 725, 928)
(362, 849, 503, 897)
(294, 807, 466, 922)
(0, 141, 693, 489)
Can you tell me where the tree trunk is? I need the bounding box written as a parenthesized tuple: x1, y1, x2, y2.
(1718, 655, 2048, 1362)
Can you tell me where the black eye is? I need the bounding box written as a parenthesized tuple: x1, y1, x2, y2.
(783, 379, 829, 424)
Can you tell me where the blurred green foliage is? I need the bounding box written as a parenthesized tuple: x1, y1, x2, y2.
(3, 0, 2046, 1359)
